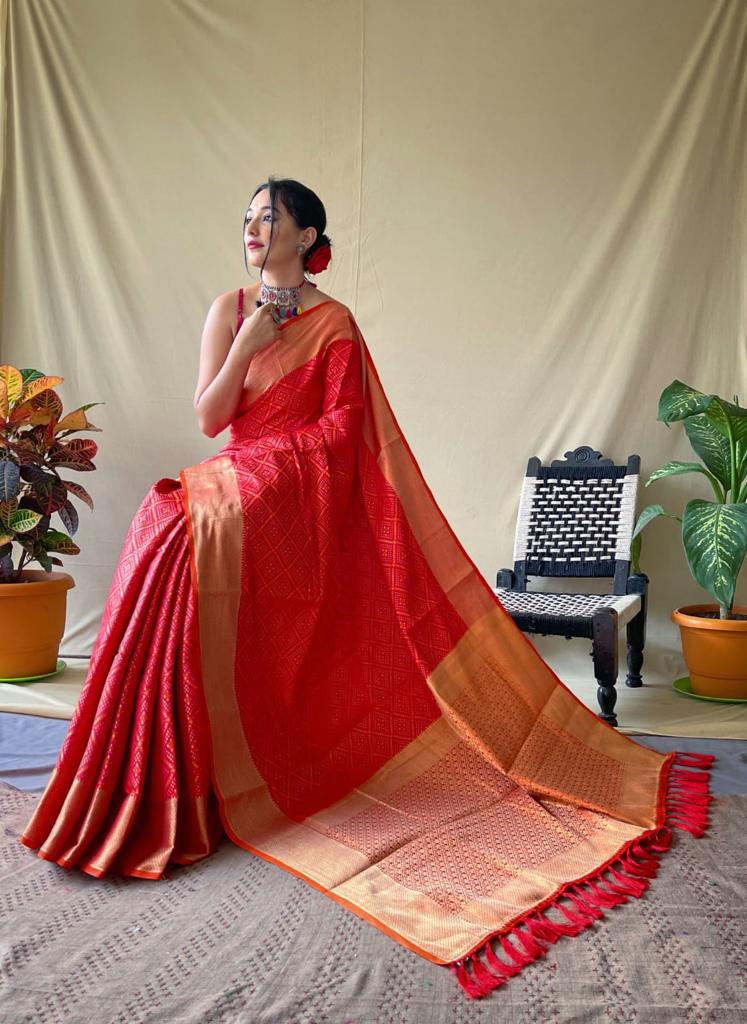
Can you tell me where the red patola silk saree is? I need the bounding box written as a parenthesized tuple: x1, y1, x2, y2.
(20, 298, 713, 998)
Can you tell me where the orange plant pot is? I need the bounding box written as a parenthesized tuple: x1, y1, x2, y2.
(0, 570, 76, 679)
(671, 603, 747, 700)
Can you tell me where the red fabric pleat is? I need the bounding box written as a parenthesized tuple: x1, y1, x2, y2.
(19, 479, 222, 878)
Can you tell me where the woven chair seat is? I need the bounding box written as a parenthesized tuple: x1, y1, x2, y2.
(492, 587, 642, 628)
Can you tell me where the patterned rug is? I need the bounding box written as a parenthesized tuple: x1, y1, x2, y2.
(1, 783, 745, 1023)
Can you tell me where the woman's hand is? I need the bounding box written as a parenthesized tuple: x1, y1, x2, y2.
(235, 301, 282, 355)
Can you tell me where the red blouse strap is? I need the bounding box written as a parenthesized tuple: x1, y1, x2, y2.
(235, 287, 244, 335)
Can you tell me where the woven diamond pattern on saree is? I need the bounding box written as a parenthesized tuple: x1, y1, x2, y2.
(20, 300, 713, 999)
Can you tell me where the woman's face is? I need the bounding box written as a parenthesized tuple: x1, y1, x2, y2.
(244, 188, 314, 269)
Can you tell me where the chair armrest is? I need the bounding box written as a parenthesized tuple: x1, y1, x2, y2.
(496, 568, 516, 589)
(626, 572, 649, 596)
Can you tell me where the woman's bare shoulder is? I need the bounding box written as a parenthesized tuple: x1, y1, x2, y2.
(213, 282, 260, 308)
(309, 285, 334, 304)
(311, 288, 353, 316)
(206, 284, 260, 331)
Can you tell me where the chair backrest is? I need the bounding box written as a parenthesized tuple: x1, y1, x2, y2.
(511, 446, 639, 595)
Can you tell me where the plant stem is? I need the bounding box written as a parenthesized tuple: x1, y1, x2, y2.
(14, 550, 28, 583)
(725, 415, 738, 501)
(708, 474, 726, 504)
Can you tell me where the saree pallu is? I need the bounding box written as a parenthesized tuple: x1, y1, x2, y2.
(20, 299, 713, 998)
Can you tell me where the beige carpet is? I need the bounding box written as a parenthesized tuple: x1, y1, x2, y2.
(1, 782, 745, 1023)
(3, 637, 746, 739)
(532, 636, 747, 739)
(0, 660, 88, 720)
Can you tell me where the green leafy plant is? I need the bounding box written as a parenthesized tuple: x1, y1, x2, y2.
(0, 364, 103, 584)
(631, 380, 747, 619)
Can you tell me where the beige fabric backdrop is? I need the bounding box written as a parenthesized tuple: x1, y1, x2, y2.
(0, 1, 745, 700)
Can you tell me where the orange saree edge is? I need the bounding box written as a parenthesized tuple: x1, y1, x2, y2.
(209, 794, 448, 966)
(20, 840, 169, 881)
(360, 343, 642, 752)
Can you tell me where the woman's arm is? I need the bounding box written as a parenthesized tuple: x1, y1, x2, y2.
(193, 293, 272, 438)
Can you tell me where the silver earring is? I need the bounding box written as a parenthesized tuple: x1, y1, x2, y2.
(297, 244, 306, 253)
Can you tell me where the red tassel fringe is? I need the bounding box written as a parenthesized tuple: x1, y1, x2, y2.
(449, 750, 715, 998)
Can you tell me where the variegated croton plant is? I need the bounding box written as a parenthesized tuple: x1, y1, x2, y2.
(632, 380, 747, 619)
(0, 364, 102, 584)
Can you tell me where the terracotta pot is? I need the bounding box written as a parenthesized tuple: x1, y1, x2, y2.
(671, 603, 747, 699)
(0, 570, 76, 680)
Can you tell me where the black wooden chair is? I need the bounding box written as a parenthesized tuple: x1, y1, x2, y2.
(494, 446, 649, 727)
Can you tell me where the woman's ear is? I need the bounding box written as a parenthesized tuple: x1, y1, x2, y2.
(302, 227, 318, 249)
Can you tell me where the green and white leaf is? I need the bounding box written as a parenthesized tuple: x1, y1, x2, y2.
(645, 461, 721, 494)
(8, 508, 42, 533)
(703, 396, 747, 445)
(658, 381, 711, 425)
(685, 414, 732, 490)
(681, 500, 747, 610)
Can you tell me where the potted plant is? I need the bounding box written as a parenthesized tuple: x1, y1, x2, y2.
(631, 379, 747, 699)
(0, 364, 102, 680)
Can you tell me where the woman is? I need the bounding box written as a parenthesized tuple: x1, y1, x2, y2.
(194, 178, 337, 440)
(19, 177, 712, 998)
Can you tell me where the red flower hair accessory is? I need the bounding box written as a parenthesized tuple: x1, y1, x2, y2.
(304, 241, 332, 275)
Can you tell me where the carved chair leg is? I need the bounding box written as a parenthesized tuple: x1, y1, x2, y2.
(592, 609, 618, 727)
(625, 572, 648, 688)
(625, 610, 645, 688)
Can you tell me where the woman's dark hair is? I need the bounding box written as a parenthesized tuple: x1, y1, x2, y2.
(243, 176, 332, 279)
